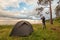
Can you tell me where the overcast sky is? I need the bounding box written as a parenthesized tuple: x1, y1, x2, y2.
(0, 0, 59, 20)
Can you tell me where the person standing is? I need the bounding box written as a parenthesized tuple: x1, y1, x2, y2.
(41, 16, 46, 29)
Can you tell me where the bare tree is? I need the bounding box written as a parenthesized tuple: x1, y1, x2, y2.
(38, 0, 53, 24)
(49, 0, 53, 24)
(36, 7, 44, 15)
(45, 12, 49, 14)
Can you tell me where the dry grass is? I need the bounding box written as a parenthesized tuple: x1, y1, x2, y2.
(0, 19, 60, 40)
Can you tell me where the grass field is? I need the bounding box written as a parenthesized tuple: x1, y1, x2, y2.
(0, 18, 60, 40)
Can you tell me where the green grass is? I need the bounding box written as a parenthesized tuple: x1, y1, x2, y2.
(0, 19, 60, 40)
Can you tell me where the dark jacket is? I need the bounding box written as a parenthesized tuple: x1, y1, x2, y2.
(41, 16, 45, 25)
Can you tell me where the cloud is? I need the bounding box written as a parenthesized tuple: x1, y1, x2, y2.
(0, 0, 19, 8)
(0, 9, 40, 20)
(0, 0, 59, 20)
(0, 0, 38, 10)
(0, 0, 40, 20)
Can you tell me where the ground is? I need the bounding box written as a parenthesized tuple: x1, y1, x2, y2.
(0, 18, 60, 40)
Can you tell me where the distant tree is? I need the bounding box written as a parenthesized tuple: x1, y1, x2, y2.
(55, 5, 60, 18)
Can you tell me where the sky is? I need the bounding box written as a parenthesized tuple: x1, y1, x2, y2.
(0, 0, 59, 20)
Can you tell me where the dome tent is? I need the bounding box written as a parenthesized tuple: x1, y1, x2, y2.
(10, 21, 33, 37)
